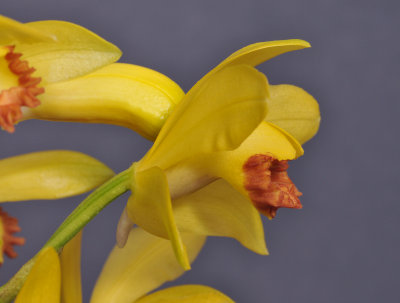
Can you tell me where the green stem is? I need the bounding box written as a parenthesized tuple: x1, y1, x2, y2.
(0, 167, 133, 303)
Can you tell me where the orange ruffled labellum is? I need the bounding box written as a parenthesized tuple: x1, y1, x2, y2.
(0, 45, 44, 133)
(243, 154, 302, 219)
(0, 207, 25, 265)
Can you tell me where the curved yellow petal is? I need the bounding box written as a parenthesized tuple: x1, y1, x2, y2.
(90, 228, 206, 303)
(0, 150, 114, 202)
(174, 179, 268, 255)
(23, 63, 185, 141)
(136, 285, 235, 303)
(141, 65, 268, 170)
(15, 247, 61, 303)
(16, 20, 121, 83)
(267, 84, 320, 144)
(60, 231, 82, 303)
(200, 121, 303, 197)
(217, 39, 310, 70)
(0, 15, 53, 45)
(127, 166, 190, 269)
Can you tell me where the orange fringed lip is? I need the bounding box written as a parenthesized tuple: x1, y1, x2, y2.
(243, 154, 302, 219)
(0, 207, 25, 265)
(0, 45, 44, 133)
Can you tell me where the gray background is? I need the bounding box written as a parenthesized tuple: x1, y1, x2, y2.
(1, 0, 399, 302)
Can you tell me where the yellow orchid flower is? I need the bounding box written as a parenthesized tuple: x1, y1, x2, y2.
(112, 40, 321, 270)
(0, 150, 114, 265)
(15, 228, 234, 303)
(0, 15, 121, 133)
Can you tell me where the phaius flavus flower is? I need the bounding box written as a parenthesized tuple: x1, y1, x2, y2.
(0, 15, 121, 132)
(0, 150, 114, 264)
(15, 228, 233, 303)
(115, 40, 320, 269)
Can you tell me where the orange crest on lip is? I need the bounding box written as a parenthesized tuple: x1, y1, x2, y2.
(243, 154, 302, 219)
(0, 207, 25, 265)
(0, 45, 44, 133)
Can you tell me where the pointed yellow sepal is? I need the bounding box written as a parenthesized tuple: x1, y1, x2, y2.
(0, 150, 114, 202)
(23, 63, 185, 141)
(0, 15, 53, 44)
(60, 231, 83, 303)
(14, 19, 121, 83)
(174, 179, 268, 255)
(267, 84, 321, 144)
(91, 228, 206, 303)
(127, 166, 190, 269)
(15, 247, 61, 303)
(141, 64, 269, 170)
(135, 285, 235, 303)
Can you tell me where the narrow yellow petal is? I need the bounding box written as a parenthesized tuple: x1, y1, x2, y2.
(23, 63, 185, 141)
(141, 65, 268, 170)
(60, 231, 82, 303)
(136, 285, 235, 303)
(0, 15, 53, 44)
(174, 179, 268, 255)
(15, 247, 61, 303)
(127, 166, 190, 269)
(90, 228, 206, 303)
(16, 20, 121, 83)
(0, 150, 114, 202)
(200, 121, 303, 197)
(267, 84, 321, 144)
(217, 39, 310, 70)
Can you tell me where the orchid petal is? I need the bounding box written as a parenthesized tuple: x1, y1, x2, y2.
(23, 63, 184, 140)
(90, 228, 205, 303)
(174, 179, 268, 255)
(135, 285, 234, 303)
(60, 231, 82, 303)
(266, 84, 321, 144)
(0, 15, 53, 44)
(0, 150, 114, 202)
(15, 247, 61, 303)
(141, 65, 268, 170)
(127, 166, 190, 269)
(16, 20, 121, 83)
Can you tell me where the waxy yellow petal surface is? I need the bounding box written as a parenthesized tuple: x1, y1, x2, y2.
(127, 166, 190, 269)
(16, 20, 121, 83)
(267, 84, 321, 144)
(91, 228, 205, 303)
(141, 65, 268, 170)
(174, 179, 267, 255)
(60, 231, 82, 303)
(24, 63, 184, 140)
(135, 285, 234, 303)
(0, 15, 53, 44)
(0, 150, 114, 202)
(15, 247, 61, 303)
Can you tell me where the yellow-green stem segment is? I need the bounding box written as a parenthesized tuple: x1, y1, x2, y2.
(0, 167, 133, 303)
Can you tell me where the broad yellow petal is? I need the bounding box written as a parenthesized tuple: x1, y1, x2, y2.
(0, 15, 53, 44)
(266, 84, 320, 144)
(173, 179, 267, 255)
(60, 231, 82, 303)
(217, 39, 310, 70)
(200, 121, 303, 197)
(15, 247, 61, 303)
(127, 166, 190, 269)
(141, 65, 268, 170)
(16, 20, 121, 83)
(136, 285, 235, 303)
(90, 228, 206, 303)
(23, 63, 184, 141)
(0, 150, 114, 202)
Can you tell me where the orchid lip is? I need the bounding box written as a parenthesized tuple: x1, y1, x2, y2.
(0, 45, 44, 133)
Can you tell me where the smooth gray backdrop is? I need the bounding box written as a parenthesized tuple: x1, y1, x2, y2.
(1, 1, 399, 302)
